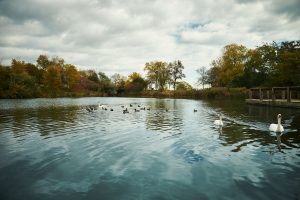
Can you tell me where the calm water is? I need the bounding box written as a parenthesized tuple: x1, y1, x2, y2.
(0, 97, 299, 200)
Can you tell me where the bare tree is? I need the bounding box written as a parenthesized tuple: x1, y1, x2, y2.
(196, 66, 208, 89)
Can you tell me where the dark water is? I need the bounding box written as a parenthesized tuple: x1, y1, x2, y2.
(0, 97, 299, 200)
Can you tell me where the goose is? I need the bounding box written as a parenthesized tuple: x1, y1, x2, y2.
(269, 114, 284, 133)
(214, 114, 223, 126)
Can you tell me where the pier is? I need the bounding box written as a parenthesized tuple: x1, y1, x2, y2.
(246, 86, 300, 108)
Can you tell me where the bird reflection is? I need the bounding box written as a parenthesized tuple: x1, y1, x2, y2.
(276, 132, 282, 152)
(218, 126, 223, 138)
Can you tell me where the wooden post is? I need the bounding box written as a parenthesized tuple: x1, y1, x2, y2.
(272, 87, 275, 102)
(287, 87, 291, 103)
(249, 89, 252, 99)
(259, 88, 262, 101)
(282, 90, 285, 100)
(267, 90, 270, 100)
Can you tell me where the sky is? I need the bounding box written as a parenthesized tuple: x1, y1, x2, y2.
(0, 0, 299, 87)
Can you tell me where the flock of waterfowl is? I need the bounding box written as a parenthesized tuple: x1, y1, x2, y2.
(85, 104, 284, 133)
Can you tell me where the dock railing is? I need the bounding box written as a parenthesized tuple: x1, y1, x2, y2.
(246, 86, 300, 108)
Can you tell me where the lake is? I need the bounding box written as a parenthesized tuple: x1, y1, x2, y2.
(0, 97, 299, 200)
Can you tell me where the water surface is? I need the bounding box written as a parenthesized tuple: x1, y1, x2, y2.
(0, 97, 299, 200)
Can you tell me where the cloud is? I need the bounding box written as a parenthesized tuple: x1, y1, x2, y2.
(0, 0, 299, 86)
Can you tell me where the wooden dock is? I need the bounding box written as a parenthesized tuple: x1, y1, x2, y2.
(246, 86, 300, 109)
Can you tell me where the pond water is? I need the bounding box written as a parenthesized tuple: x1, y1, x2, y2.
(0, 97, 299, 200)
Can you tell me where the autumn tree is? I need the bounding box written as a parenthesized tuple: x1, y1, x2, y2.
(125, 72, 147, 93)
(168, 60, 185, 90)
(144, 61, 170, 90)
(44, 64, 62, 97)
(208, 44, 248, 87)
(64, 64, 80, 91)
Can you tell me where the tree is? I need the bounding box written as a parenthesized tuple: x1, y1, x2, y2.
(36, 55, 51, 70)
(87, 70, 99, 83)
(64, 64, 80, 91)
(196, 66, 209, 89)
(208, 44, 248, 87)
(273, 41, 300, 86)
(43, 64, 62, 97)
(168, 60, 185, 90)
(144, 61, 170, 90)
(98, 72, 114, 94)
(176, 81, 193, 90)
(111, 73, 126, 94)
(241, 49, 265, 88)
(125, 72, 147, 93)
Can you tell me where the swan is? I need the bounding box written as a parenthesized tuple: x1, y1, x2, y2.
(214, 114, 223, 126)
(269, 114, 284, 132)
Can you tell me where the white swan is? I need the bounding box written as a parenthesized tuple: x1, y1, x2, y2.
(269, 114, 284, 132)
(214, 114, 223, 126)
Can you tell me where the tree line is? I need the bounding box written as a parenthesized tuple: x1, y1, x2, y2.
(0, 55, 187, 98)
(199, 40, 300, 88)
(0, 40, 298, 98)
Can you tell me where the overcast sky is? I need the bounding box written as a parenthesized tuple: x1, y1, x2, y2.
(0, 0, 299, 86)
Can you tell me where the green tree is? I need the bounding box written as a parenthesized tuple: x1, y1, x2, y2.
(98, 72, 114, 94)
(168, 60, 185, 90)
(176, 81, 193, 91)
(37, 54, 51, 70)
(111, 73, 126, 94)
(87, 70, 99, 83)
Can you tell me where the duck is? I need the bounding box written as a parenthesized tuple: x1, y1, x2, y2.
(123, 108, 129, 114)
(110, 108, 114, 111)
(214, 114, 223, 126)
(134, 108, 140, 112)
(269, 114, 284, 133)
(86, 106, 93, 112)
(194, 109, 197, 112)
